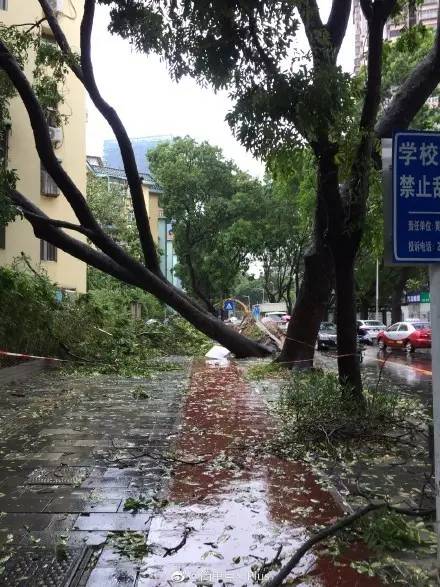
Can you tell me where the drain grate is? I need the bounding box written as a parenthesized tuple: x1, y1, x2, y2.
(1, 546, 94, 586)
(26, 467, 91, 486)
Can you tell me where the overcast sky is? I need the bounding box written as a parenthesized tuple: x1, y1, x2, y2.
(87, 2, 355, 178)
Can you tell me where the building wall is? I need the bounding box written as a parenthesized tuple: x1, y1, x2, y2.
(0, 1, 87, 293)
(147, 190, 160, 246)
(385, 1, 439, 39)
(354, 0, 439, 72)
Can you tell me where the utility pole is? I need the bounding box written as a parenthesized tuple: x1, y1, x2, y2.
(376, 258, 380, 321)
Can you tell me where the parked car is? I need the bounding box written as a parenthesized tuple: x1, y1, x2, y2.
(377, 321, 431, 353)
(356, 319, 387, 344)
(316, 322, 337, 350)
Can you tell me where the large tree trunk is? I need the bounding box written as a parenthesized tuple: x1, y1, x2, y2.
(333, 247, 363, 398)
(277, 245, 333, 368)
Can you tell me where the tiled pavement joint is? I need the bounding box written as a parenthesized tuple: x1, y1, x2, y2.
(0, 358, 191, 586)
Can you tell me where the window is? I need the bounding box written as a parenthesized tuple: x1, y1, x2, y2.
(387, 324, 399, 332)
(40, 240, 57, 262)
(0, 1, 7, 11)
(40, 165, 60, 196)
(0, 225, 5, 249)
(398, 324, 408, 332)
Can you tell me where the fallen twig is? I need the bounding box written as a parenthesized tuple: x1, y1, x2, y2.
(265, 497, 436, 586)
(264, 503, 384, 587)
(107, 439, 209, 466)
(257, 545, 283, 580)
(163, 526, 193, 557)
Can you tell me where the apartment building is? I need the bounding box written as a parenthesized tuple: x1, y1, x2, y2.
(354, 0, 439, 72)
(0, 1, 87, 293)
(87, 155, 181, 287)
(102, 136, 181, 287)
(86, 156, 161, 246)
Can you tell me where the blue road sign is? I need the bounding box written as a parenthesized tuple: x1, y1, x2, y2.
(393, 131, 440, 263)
(223, 299, 235, 312)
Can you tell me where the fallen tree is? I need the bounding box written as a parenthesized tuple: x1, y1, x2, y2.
(0, 0, 272, 358)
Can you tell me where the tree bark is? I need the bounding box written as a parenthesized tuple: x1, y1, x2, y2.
(277, 246, 333, 368)
(333, 247, 363, 397)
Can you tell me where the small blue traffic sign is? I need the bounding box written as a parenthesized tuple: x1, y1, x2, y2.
(223, 299, 235, 312)
(393, 131, 440, 263)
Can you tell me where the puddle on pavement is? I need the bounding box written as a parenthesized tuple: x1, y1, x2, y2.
(139, 360, 380, 586)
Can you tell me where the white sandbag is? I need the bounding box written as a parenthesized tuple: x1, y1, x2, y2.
(205, 345, 231, 359)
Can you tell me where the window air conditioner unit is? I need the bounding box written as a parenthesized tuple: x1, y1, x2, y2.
(49, 126, 62, 145)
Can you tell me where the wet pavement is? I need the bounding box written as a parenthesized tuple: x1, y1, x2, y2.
(0, 360, 190, 586)
(139, 359, 380, 586)
(0, 358, 384, 586)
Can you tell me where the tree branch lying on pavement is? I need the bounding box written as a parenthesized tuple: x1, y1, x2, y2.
(265, 500, 435, 586)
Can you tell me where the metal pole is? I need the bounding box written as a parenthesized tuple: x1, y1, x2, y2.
(376, 258, 380, 321)
(429, 264, 440, 557)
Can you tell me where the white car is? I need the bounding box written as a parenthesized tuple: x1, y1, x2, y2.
(357, 319, 386, 344)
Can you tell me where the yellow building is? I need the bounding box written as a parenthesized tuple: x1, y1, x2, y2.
(0, 0, 87, 293)
(86, 156, 161, 248)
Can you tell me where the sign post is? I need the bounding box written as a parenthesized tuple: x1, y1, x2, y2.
(223, 299, 235, 313)
(391, 131, 440, 556)
(431, 264, 440, 555)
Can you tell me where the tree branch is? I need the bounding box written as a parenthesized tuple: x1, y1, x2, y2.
(37, 0, 83, 80)
(8, 190, 272, 357)
(10, 190, 143, 287)
(80, 0, 160, 274)
(265, 503, 384, 586)
(37, 0, 160, 274)
(0, 39, 162, 285)
(296, 0, 328, 63)
(375, 3, 440, 138)
(326, 0, 352, 51)
(16, 206, 94, 238)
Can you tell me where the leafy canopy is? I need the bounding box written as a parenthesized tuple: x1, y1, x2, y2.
(149, 136, 262, 307)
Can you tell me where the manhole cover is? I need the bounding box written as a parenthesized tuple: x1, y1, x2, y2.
(1, 546, 93, 586)
(26, 467, 90, 486)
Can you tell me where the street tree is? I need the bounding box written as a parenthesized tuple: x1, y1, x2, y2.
(103, 0, 440, 396)
(0, 0, 272, 358)
(148, 136, 259, 313)
(228, 150, 314, 313)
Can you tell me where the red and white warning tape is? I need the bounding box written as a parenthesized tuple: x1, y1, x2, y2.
(0, 350, 67, 362)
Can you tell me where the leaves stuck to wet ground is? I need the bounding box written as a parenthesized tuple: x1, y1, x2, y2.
(249, 367, 437, 585)
(123, 496, 169, 513)
(109, 531, 150, 560)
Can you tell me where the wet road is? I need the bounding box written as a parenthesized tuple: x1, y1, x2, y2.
(318, 346, 433, 404)
(362, 346, 432, 403)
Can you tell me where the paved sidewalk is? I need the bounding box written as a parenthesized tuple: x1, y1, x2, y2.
(139, 359, 381, 586)
(0, 359, 190, 586)
(0, 358, 381, 585)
